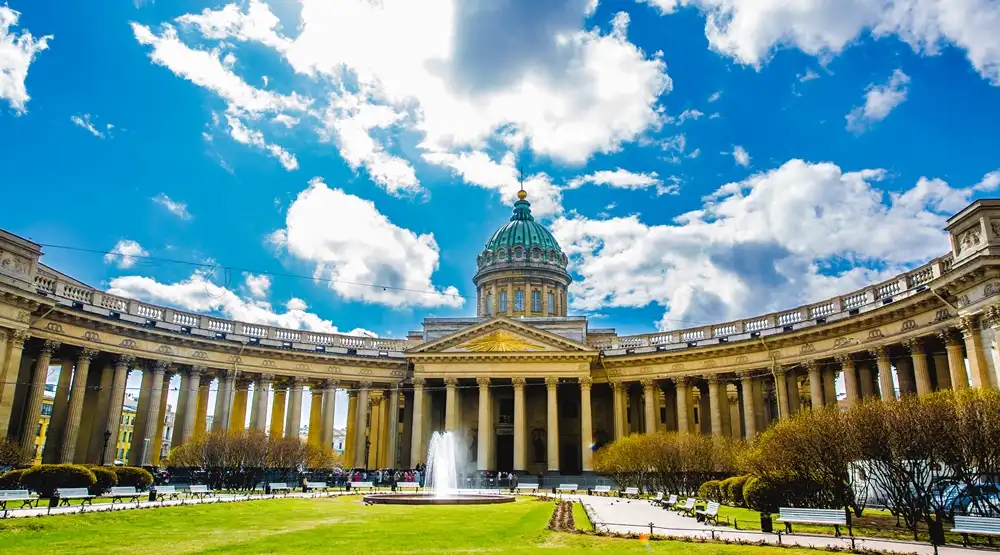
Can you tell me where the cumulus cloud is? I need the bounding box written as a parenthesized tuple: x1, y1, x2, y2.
(152, 193, 192, 219)
(552, 160, 1000, 330)
(0, 6, 51, 113)
(70, 114, 112, 138)
(108, 269, 374, 336)
(225, 114, 298, 170)
(269, 178, 463, 308)
(243, 273, 270, 298)
(846, 69, 910, 133)
(733, 145, 750, 167)
(567, 168, 679, 196)
(639, 0, 1000, 86)
(104, 239, 148, 269)
(675, 109, 704, 125)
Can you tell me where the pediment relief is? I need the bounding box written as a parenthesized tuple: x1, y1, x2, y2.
(408, 317, 594, 355)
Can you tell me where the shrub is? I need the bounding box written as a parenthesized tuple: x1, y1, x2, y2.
(0, 438, 31, 467)
(698, 480, 722, 502)
(743, 476, 784, 513)
(85, 465, 118, 495)
(0, 468, 26, 489)
(728, 475, 750, 507)
(20, 464, 96, 497)
(113, 466, 153, 490)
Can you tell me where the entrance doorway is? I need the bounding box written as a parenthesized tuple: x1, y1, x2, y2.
(495, 435, 513, 472)
(560, 441, 581, 475)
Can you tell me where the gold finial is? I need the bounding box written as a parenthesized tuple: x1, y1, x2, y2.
(517, 189, 527, 200)
(517, 164, 527, 200)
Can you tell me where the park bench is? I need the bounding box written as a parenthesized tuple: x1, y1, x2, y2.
(777, 507, 848, 536)
(349, 481, 374, 492)
(268, 483, 292, 496)
(109, 487, 141, 505)
(952, 515, 1000, 546)
(396, 482, 422, 491)
(303, 481, 329, 493)
(661, 494, 678, 510)
(556, 484, 578, 494)
(0, 489, 37, 510)
(695, 501, 730, 526)
(152, 486, 180, 501)
(55, 487, 94, 507)
(621, 487, 640, 498)
(515, 484, 539, 494)
(591, 485, 612, 496)
(674, 497, 696, 516)
(650, 492, 664, 505)
(187, 485, 212, 500)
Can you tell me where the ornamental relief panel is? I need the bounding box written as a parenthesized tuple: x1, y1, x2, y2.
(191, 350, 208, 359)
(733, 355, 748, 365)
(16, 310, 30, 323)
(156, 345, 173, 355)
(799, 343, 815, 355)
(328, 366, 342, 374)
(900, 319, 918, 332)
(0, 251, 31, 278)
(958, 226, 981, 254)
(120, 338, 137, 349)
(990, 220, 1000, 237)
(83, 331, 101, 343)
(866, 329, 884, 341)
(261, 359, 276, 368)
(985, 282, 999, 297)
(45, 322, 62, 333)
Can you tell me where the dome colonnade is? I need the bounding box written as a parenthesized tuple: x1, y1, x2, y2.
(0, 199, 999, 475)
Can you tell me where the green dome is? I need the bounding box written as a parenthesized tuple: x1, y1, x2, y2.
(477, 191, 568, 270)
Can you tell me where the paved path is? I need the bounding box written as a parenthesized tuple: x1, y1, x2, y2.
(578, 495, 983, 555)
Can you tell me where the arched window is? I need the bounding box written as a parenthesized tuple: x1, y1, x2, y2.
(531, 290, 541, 312)
(498, 291, 508, 314)
(547, 291, 555, 314)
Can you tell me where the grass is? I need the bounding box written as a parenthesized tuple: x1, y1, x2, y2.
(573, 501, 595, 532)
(0, 495, 825, 554)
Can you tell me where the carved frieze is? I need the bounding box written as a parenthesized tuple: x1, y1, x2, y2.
(191, 350, 208, 359)
(800, 343, 815, 355)
(83, 331, 101, 343)
(866, 329, 884, 341)
(261, 359, 276, 368)
(958, 225, 982, 254)
(45, 322, 62, 333)
(156, 345, 172, 355)
(120, 338, 137, 349)
(900, 319, 917, 332)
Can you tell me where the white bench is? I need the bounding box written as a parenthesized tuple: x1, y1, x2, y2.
(650, 492, 663, 505)
(674, 497, 696, 516)
(591, 485, 612, 496)
(0, 489, 37, 510)
(55, 487, 94, 506)
(349, 481, 374, 492)
(153, 486, 179, 501)
(621, 487, 640, 498)
(396, 481, 421, 491)
(515, 484, 539, 493)
(662, 494, 678, 509)
(268, 482, 292, 495)
(952, 515, 1000, 546)
(303, 481, 328, 493)
(777, 507, 848, 536)
(187, 485, 212, 499)
(109, 486, 141, 505)
(556, 484, 578, 494)
(695, 501, 730, 525)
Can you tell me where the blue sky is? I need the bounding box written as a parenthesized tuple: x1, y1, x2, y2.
(3, 0, 1000, 343)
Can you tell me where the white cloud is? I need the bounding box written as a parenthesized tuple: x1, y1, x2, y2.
(974, 171, 1000, 192)
(733, 145, 750, 167)
(243, 273, 270, 298)
(846, 69, 910, 133)
(225, 114, 298, 170)
(104, 239, 148, 269)
(640, 0, 1000, 86)
(798, 68, 820, 82)
(70, 114, 107, 138)
(675, 108, 704, 125)
(552, 160, 998, 330)
(0, 6, 51, 114)
(567, 168, 679, 195)
(268, 178, 463, 308)
(707, 91, 721, 102)
(108, 269, 374, 336)
(152, 193, 192, 219)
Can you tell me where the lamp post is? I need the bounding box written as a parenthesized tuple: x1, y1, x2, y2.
(102, 430, 112, 466)
(364, 439, 370, 471)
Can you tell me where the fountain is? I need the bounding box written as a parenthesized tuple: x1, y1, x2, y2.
(363, 431, 514, 505)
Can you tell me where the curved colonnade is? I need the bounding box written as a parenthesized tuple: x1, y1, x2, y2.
(1, 200, 1000, 474)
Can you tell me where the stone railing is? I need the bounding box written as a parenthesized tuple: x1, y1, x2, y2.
(32, 267, 412, 353)
(588, 254, 954, 352)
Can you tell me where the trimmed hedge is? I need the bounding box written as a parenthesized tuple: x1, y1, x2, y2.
(743, 476, 784, 513)
(0, 468, 25, 489)
(85, 465, 118, 495)
(698, 479, 722, 502)
(113, 466, 153, 490)
(19, 464, 96, 497)
(720, 475, 750, 507)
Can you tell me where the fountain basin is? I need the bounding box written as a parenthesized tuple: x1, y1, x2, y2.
(363, 493, 515, 505)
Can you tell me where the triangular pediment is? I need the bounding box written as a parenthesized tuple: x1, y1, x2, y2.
(407, 317, 595, 355)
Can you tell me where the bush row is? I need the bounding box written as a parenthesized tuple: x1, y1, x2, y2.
(0, 464, 153, 497)
(697, 475, 751, 506)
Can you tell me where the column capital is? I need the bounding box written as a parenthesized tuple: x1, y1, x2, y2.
(143, 359, 169, 373)
(6, 329, 30, 346)
(672, 376, 689, 387)
(737, 371, 756, 381)
(322, 379, 340, 390)
(579, 376, 593, 389)
(216, 369, 232, 379)
(78, 348, 99, 362)
(115, 353, 136, 368)
(412, 377, 426, 387)
(867, 344, 889, 360)
(189, 365, 207, 376)
(903, 337, 925, 354)
(476, 377, 491, 387)
(357, 380, 373, 390)
(937, 327, 963, 346)
(40, 339, 61, 355)
(705, 375, 721, 386)
(986, 303, 1000, 329)
(545, 376, 559, 388)
(237, 377, 254, 388)
(773, 366, 786, 378)
(259, 372, 275, 382)
(444, 377, 458, 386)
(959, 315, 979, 337)
(511, 377, 526, 387)
(834, 353, 854, 365)
(803, 359, 819, 371)
(640, 378, 655, 388)
(290, 376, 307, 385)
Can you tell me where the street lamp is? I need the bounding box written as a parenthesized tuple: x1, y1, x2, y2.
(102, 430, 112, 466)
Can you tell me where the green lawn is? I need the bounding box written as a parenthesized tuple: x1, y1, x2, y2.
(0, 496, 825, 554)
(573, 501, 594, 532)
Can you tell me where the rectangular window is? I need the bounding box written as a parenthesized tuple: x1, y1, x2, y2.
(548, 291, 555, 314)
(485, 293, 492, 315)
(514, 290, 525, 311)
(531, 290, 541, 312)
(498, 291, 508, 313)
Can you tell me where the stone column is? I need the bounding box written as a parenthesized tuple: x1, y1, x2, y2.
(103, 354, 134, 465)
(194, 378, 210, 438)
(212, 371, 230, 432)
(255, 374, 273, 432)
(140, 361, 167, 466)
(838, 354, 860, 405)
(940, 328, 970, 390)
(248, 378, 261, 431)
(512, 377, 526, 471)
(905, 338, 933, 397)
(229, 378, 251, 432)
(477, 378, 490, 470)
(0, 330, 29, 438)
(270, 382, 287, 438)
(641, 379, 657, 434)
(385, 385, 400, 468)
(322, 380, 338, 449)
(705, 376, 723, 437)
(579, 377, 593, 472)
(931, 352, 951, 391)
(785, 370, 801, 415)
(43, 357, 75, 463)
(20, 340, 60, 455)
(773, 367, 789, 420)
(354, 382, 372, 469)
(59, 348, 97, 463)
(871, 346, 895, 400)
(545, 377, 559, 472)
(130, 365, 155, 466)
(674, 377, 690, 434)
(823, 366, 838, 406)
(178, 367, 204, 444)
(739, 373, 757, 438)
(728, 394, 741, 440)
(285, 378, 304, 440)
(806, 360, 824, 408)
(308, 386, 324, 446)
(152, 372, 172, 466)
(960, 316, 991, 389)
(895, 356, 916, 396)
(409, 378, 425, 467)
(858, 364, 875, 398)
(610, 382, 624, 439)
(444, 378, 458, 431)
(344, 389, 357, 465)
